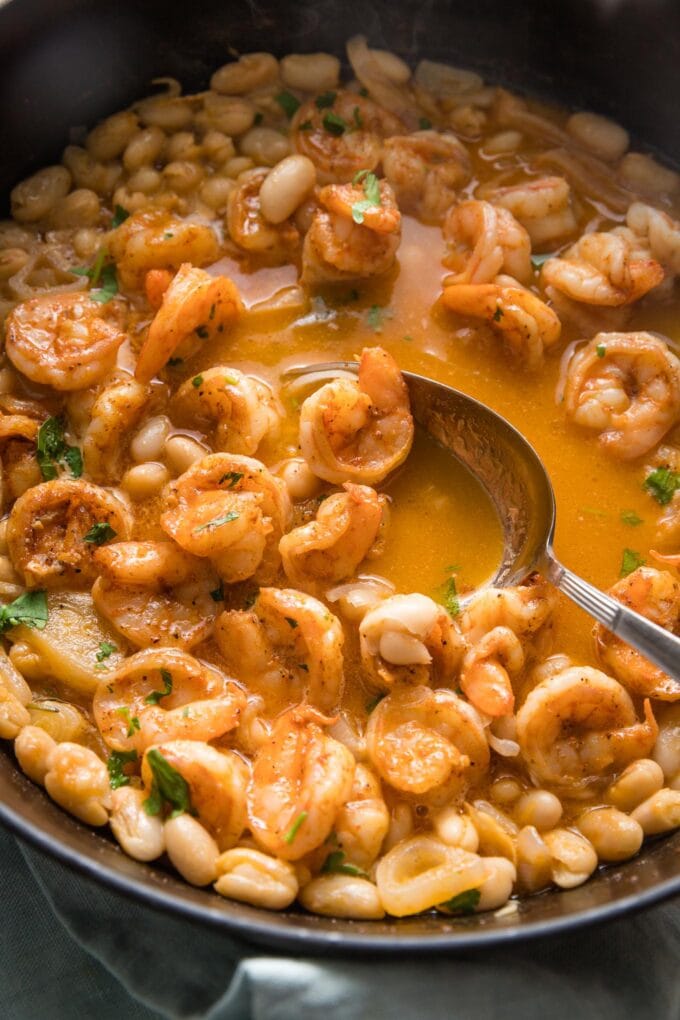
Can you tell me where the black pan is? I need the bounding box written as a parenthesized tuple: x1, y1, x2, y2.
(1, 0, 679, 952)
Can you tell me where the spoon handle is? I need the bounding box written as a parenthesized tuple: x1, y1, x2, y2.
(545, 558, 680, 680)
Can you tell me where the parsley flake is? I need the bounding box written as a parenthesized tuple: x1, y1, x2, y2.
(620, 548, 645, 577)
(192, 375, 203, 388)
(315, 91, 336, 109)
(644, 466, 680, 506)
(0, 590, 48, 633)
(493, 305, 504, 322)
(115, 707, 141, 737)
(437, 574, 460, 617)
(145, 668, 173, 705)
(96, 640, 117, 662)
(323, 111, 348, 136)
(284, 616, 299, 629)
(107, 749, 138, 790)
(194, 510, 240, 533)
(321, 850, 368, 878)
(283, 810, 307, 844)
(36, 417, 83, 480)
(440, 888, 481, 915)
(620, 510, 643, 527)
(596, 343, 606, 358)
(111, 204, 130, 228)
(83, 522, 117, 545)
(143, 748, 195, 818)
(353, 106, 363, 128)
(351, 170, 382, 224)
(219, 471, 243, 488)
(367, 305, 384, 331)
(276, 90, 301, 118)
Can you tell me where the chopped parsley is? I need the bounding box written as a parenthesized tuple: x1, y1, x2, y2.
(111, 204, 130, 228)
(219, 471, 244, 488)
(210, 585, 224, 602)
(96, 640, 117, 662)
(440, 888, 481, 915)
(0, 590, 48, 633)
(367, 304, 385, 331)
(321, 850, 368, 878)
(284, 616, 299, 629)
(192, 375, 203, 388)
(353, 106, 363, 129)
(283, 810, 307, 845)
(644, 466, 680, 506)
(143, 748, 195, 818)
(276, 90, 301, 118)
(315, 91, 336, 109)
(620, 548, 645, 577)
(107, 749, 138, 790)
(194, 510, 240, 533)
(437, 574, 460, 617)
(116, 706, 141, 737)
(83, 522, 117, 545)
(419, 117, 432, 129)
(71, 250, 119, 303)
(620, 510, 643, 527)
(492, 305, 504, 322)
(351, 169, 382, 224)
(596, 343, 606, 358)
(36, 417, 83, 480)
(323, 111, 348, 136)
(366, 692, 386, 713)
(145, 668, 173, 705)
(297, 662, 309, 672)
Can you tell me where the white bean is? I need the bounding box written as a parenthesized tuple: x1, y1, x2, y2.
(164, 435, 208, 475)
(214, 847, 298, 909)
(280, 53, 340, 93)
(577, 806, 643, 862)
(199, 95, 255, 137)
(121, 462, 171, 501)
(110, 787, 165, 861)
(123, 127, 166, 172)
(210, 53, 279, 95)
(11, 166, 71, 222)
(631, 788, 680, 835)
(14, 725, 56, 785)
(476, 856, 516, 912)
(44, 743, 110, 826)
(607, 758, 664, 810)
(514, 789, 563, 831)
(126, 167, 162, 195)
(164, 813, 219, 885)
(49, 189, 101, 229)
(222, 156, 255, 179)
(566, 111, 629, 162)
(619, 152, 680, 196)
(543, 828, 597, 889)
(131, 417, 171, 464)
(259, 155, 317, 224)
(299, 875, 385, 919)
(368, 49, 411, 85)
(515, 825, 552, 893)
(432, 805, 479, 851)
(482, 130, 523, 155)
(239, 127, 291, 167)
(86, 111, 139, 162)
(0, 247, 29, 280)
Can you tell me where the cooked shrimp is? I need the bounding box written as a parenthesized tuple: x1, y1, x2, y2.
(0, 414, 41, 507)
(381, 131, 471, 223)
(460, 626, 525, 717)
(135, 264, 243, 383)
(563, 332, 680, 459)
(247, 704, 355, 860)
(94, 647, 246, 753)
(5, 292, 127, 390)
(279, 482, 386, 593)
(516, 666, 658, 797)
(443, 200, 532, 285)
(333, 763, 390, 871)
(172, 366, 281, 456)
(215, 587, 345, 713)
(593, 567, 680, 700)
(301, 179, 401, 284)
(226, 168, 301, 260)
(479, 175, 577, 247)
(108, 208, 220, 290)
(141, 740, 249, 850)
(82, 376, 150, 484)
(291, 90, 403, 184)
(440, 282, 561, 370)
(460, 573, 558, 644)
(365, 685, 489, 798)
(160, 453, 291, 583)
(299, 347, 414, 485)
(92, 541, 221, 650)
(8, 479, 132, 588)
(626, 202, 680, 276)
(359, 593, 466, 690)
(541, 230, 664, 306)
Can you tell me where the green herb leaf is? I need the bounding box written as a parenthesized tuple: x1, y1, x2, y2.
(644, 466, 680, 506)
(116, 706, 141, 737)
(194, 510, 240, 533)
(96, 640, 117, 662)
(351, 170, 382, 223)
(83, 522, 117, 545)
(620, 510, 643, 527)
(620, 547, 645, 577)
(90, 262, 119, 303)
(111, 204, 130, 228)
(367, 305, 384, 331)
(210, 585, 224, 602)
(219, 471, 243, 488)
(353, 106, 363, 129)
(323, 111, 348, 136)
(321, 850, 369, 878)
(492, 305, 504, 322)
(192, 375, 203, 388)
(145, 668, 173, 705)
(284, 616, 299, 629)
(143, 749, 195, 818)
(419, 117, 432, 129)
(283, 810, 308, 844)
(351, 199, 375, 224)
(437, 575, 460, 617)
(36, 417, 82, 480)
(63, 445, 83, 477)
(596, 343, 606, 358)
(440, 888, 481, 915)
(315, 91, 336, 109)
(107, 749, 138, 790)
(0, 590, 48, 633)
(276, 90, 301, 118)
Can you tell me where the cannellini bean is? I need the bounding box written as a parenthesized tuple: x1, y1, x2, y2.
(165, 132, 199, 162)
(631, 789, 680, 835)
(476, 856, 516, 912)
(136, 94, 193, 132)
(514, 789, 563, 831)
(130, 416, 172, 463)
(86, 111, 139, 162)
(299, 875, 385, 919)
(11, 166, 71, 222)
(210, 53, 279, 95)
(239, 127, 291, 167)
(164, 435, 209, 475)
(652, 708, 680, 780)
(214, 847, 298, 909)
(259, 155, 317, 224)
(376, 835, 486, 917)
(619, 152, 680, 196)
(607, 758, 664, 810)
(164, 814, 220, 886)
(123, 127, 166, 172)
(223, 156, 255, 179)
(280, 53, 340, 92)
(490, 777, 524, 806)
(577, 806, 643, 862)
(515, 825, 553, 893)
(27, 699, 88, 743)
(368, 48, 412, 84)
(432, 806, 480, 851)
(62, 146, 122, 195)
(44, 743, 110, 826)
(0, 684, 30, 739)
(276, 457, 323, 501)
(49, 189, 101, 229)
(482, 130, 523, 155)
(110, 787, 166, 861)
(0, 247, 30, 280)
(73, 227, 103, 259)
(14, 725, 57, 785)
(199, 95, 256, 137)
(542, 828, 598, 889)
(566, 112, 629, 162)
(203, 131, 236, 164)
(162, 160, 203, 193)
(126, 167, 162, 194)
(200, 176, 234, 212)
(122, 462, 171, 501)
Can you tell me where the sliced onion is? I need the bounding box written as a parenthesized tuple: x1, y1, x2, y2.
(487, 732, 520, 757)
(346, 34, 420, 129)
(414, 59, 483, 99)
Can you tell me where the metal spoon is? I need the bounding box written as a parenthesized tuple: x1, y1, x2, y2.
(287, 362, 680, 680)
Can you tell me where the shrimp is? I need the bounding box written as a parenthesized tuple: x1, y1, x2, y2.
(440, 282, 561, 371)
(226, 168, 301, 260)
(291, 90, 403, 185)
(626, 202, 680, 277)
(479, 175, 577, 247)
(593, 567, 680, 700)
(92, 541, 221, 650)
(107, 208, 220, 290)
(443, 200, 532, 285)
(381, 131, 472, 223)
(460, 626, 525, 717)
(279, 482, 386, 593)
(5, 292, 127, 390)
(247, 704, 355, 860)
(93, 647, 246, 753)
(541, 230, 664, 306)
(0, 414, 42, 507)
(7, 479, 132, 588)
(301, 180, 401, 284)
(172, 366, 281, 456)
(135, 263, 243, 383)
(516, 666, 658, 797)
(460, 573, 558, 644)
(299, 347, 414, 485)
(215, 587, 345, 713)
(333, 763, 390, 871)
(160, 453, 291, 583)
(82, 376, 150, 484)
(365, 685, 489, 798)
(563, 332, 680, 460)
(359, 593, 466, 690)
(141, 740, 249, 850)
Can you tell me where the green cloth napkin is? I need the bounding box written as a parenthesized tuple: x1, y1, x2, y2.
(3, 822, 680, 1020)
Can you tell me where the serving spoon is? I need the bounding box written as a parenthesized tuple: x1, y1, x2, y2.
(287, 362, 680, 680)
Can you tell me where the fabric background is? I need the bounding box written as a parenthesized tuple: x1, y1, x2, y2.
(2, 822, 680, 1020)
